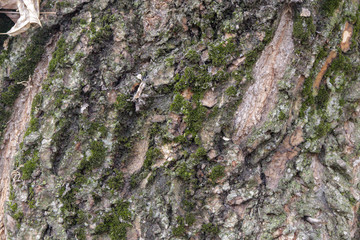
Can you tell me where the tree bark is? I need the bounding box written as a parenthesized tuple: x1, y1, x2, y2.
(0, 0, 359, 239)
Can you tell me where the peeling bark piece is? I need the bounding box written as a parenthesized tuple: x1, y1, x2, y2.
(1, 0, 42, 36)
(264, 127, 303, 190)
(313, 50, 337, 94)
(232, 8, 294, 143)
(340, 22, 353, 53)
(201, 90, 217, 108)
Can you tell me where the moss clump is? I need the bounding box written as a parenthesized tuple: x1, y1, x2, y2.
(320, 0, 341, 16)
(115, 94, 133, 113)
(201, 223, 220, 236)
(28, 186, 35, 209)
(176, 163, 195, 182)
(144, 147, 162, 169)
(94, 200, 132, 240)
(174, 66, 213, 92)
(108, 169, 124, 191)
(278, 111, 287, 121)
(170, 93, 207, 137)
(89, 14, 115, 44)
(315, 85, 330, 109)
(0, 48, 9, 66)
(185, 213, 196, 226)
(88, 141, 107, 169)
(21, 151, 39, 180)
(192, 147, 207, 160)
(79, 141, 107, 171)
(24, 117, 40, 137)
(209, 40, 236, 67)
(209, 165, 225, 182)
(172, 216, 186, 237)
(293, 16, 316, 44)
(48, 37, 67, 72)
(170, 93, 188, 113)
(225, 86, 237, 97)
(185, 49, 201, 64)
(315, 121, 331, 138)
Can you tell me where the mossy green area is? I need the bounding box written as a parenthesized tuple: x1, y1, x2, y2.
(170, 93, 207, 138)
(107, 169, 124, 191)
(48, 37, 67, 72)
(89, 13, 115, 45)
(320, 0, 341, 16)
(172, 216, 187, 237)
(21, 151, 40, 180)
(201, 223, 220, 236)
(209, 165, 225, 182)
(208, 40, 236, 67)
(79, 140, 107, 171)
(94, 200, 132, 240)
(143, 147, 162, 169)
(293, 15, 316, 44)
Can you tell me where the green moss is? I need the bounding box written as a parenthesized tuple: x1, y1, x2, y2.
(172, 216, 186, 237)
(0, 48, 9, 66)
(315, 85, 330, 109)
(31, 94, 43, 115)
(170, 94, 187, 113)
(315, 121, 331, 138)
(225, 86, 237, 97)
(21, 151, 39, 180)
(12, 211, 24, 222)
(278, 111, 287, 121)
(176, 163, 195, 182)
(209, 165, 225, 182)
(75, 52, 85, 61)
(144, 147, 162, 169)
(88, 141, 106, 169)
(185, 49, 201, 64)
(192, 147, 207, 160)
(108, 170, 124, 191)
(48, 37, 67, 72)
(24, 117, 40, 137)
(89, 14, 115, 44)
(165, 56, 175, 67)
(174, 66, 213, 92)
(170, 93, 207, 138)
(321, 0, 341, 16)
(94, 200, 132, 240)
(185, 213, 196, 226)
(28, 186, 35, 209)
(9, 201, 18, 213)
(293, 16, 316, 44)
(75, 228, 86, 240)
(56, 1, 71, 8)
(89, 122, 108, 138)
(79, 141, 107, 171)
(208, 40, 236, 67)
(115, 94, 133, 113)
(201, 223, 220, 236)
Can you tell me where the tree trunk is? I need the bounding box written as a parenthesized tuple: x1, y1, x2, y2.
(0, 0, 359, 239)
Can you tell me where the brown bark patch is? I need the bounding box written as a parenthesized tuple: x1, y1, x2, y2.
(312, 50, 337, 94)
(122, 119, 151, 175)
(264, 127, 303, 190)
(340, 22, 353, 53)
(232, 7, 294, 143)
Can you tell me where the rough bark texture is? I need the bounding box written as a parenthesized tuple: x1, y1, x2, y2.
(0, 0, 360, 240)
